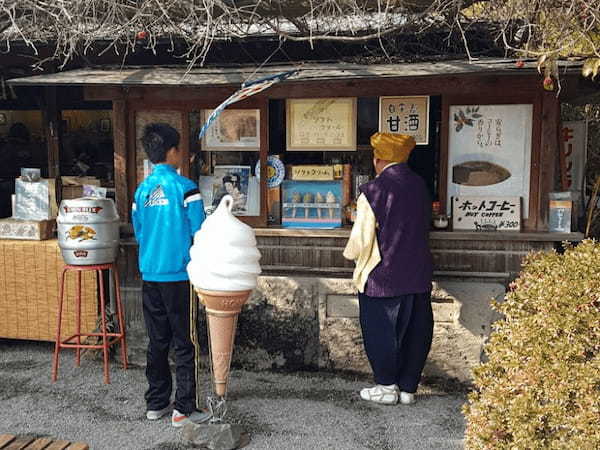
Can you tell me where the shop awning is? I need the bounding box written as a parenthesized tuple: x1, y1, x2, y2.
(7, 59, 584, 87)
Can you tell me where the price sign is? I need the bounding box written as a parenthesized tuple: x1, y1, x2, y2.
(452, 196, 521, 231)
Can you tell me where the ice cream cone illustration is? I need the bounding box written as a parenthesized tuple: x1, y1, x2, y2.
(302, 192, 314, 218)
(315, 192, 325, 219)
(326, 191, 336, 219)
(291, 192, 301, 218)
(187, 195, 261, 400)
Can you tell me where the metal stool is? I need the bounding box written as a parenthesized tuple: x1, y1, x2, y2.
(52, 262, 128, 384)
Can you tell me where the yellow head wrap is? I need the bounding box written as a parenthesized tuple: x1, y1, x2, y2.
(370, 132, 416, 163)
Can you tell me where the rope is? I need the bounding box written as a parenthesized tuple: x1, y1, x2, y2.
(189, 286, 202, 410)
(190, 286, 228, 422)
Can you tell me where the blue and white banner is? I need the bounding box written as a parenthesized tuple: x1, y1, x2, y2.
(198, 70, 297, 140)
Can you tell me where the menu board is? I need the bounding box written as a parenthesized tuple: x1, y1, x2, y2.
(447, 104, 533, 218)
(379, 96, 429, 145)
(286, 98, 357, 151)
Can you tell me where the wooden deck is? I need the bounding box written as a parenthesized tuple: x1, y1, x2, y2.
(0, 435, 88, 450)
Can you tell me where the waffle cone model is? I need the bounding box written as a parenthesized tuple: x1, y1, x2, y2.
(196, 288, 252, 397)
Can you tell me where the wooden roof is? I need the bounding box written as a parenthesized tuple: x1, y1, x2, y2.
(8, 59, 584, 87)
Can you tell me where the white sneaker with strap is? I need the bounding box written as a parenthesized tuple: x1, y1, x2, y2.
(359, 384, 399, 405)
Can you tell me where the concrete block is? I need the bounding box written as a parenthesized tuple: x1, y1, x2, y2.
(326, 295, 359, 318)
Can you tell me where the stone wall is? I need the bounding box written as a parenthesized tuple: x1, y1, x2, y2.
(123, 275, 506, 383)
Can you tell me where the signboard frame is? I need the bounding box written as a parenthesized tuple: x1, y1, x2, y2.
(446, 103, 533, 218)
(379, 96, 430, 145)
(286, 98, 357, 151)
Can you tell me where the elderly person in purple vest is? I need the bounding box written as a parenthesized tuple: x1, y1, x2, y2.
(343, 132, 433, 405)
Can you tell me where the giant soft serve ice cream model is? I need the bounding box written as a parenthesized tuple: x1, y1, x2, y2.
(187, 195, 261, 408)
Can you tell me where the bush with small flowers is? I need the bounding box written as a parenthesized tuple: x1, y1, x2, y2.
(463, 239, 600, 449)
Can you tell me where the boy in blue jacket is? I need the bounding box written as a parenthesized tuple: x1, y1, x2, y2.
(132, 123, 209, 427)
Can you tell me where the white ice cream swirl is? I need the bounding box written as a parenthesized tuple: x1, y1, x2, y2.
(187, 195, 262, 291)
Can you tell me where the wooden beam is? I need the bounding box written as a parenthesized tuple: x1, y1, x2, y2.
(538, 91, 561, 231)
(42, 86, 61, 179)
(258, 97, 269, 227)
(181, 110, 190, 178)
(112, 99, 129, 223)
(84, 86, 145, 101)
(439, 94, 450, 216)
(127, 107, 138, 220)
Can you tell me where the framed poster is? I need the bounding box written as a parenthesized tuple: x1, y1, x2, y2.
(447, 104, 533, 218)
(212, 166, 251, 215)
(202, 109, 260, 151)
(286, 98, 357, 151)
(379, 96, 429, 145)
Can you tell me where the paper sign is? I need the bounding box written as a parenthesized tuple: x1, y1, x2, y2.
(452, 196, 521, 231)
(286, 98, 357, 151)
(379, 96, 429, 145)
(290, 165, 334, 181)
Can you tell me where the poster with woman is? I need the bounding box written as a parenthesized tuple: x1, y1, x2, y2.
(447, 104, 533, 218)
(212, 166, 251, 215)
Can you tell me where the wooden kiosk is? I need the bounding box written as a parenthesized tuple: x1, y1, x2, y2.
(7, 59, 590, 379)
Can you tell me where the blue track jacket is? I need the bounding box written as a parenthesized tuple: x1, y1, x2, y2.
(132, 164, 205, 282)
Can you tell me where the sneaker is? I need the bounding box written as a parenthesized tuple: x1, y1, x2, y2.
(400, 391, 416, 405)
(171, 408, 212, 428)
(146, 404, 172, 420)
(359, 384, 399, 405)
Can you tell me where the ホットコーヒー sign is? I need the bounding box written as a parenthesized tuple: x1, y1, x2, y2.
(452, 196, 521, 231)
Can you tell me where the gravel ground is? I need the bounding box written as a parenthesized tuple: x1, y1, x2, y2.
(0, 339, 466, 449)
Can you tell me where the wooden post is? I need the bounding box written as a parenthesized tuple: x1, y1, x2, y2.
(538, 91, 561, 231)
(181, 111, 191, 178)
(113, 99, 129, 222)
(259, 97, 269, 227)
(42, 86, 61, 179)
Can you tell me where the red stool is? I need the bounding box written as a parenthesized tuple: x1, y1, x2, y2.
(52, 263, 128, 384)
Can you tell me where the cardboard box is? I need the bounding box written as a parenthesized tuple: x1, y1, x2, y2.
(0, 218, 55, 240)
(61, 176, 101, 200)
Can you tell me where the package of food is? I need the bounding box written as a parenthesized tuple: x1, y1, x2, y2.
(14, 178, 58, 221)
(0, 218, 55, 240)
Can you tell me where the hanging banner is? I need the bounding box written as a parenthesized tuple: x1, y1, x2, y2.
(198, 70, 297, 140)
(561, 121, 587, 193)
(379, 96, 429, 145)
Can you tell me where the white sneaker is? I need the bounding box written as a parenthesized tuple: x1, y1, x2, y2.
(359, 384, 399, 405)
(400, 391, 416, 405)
(146, 404, 172, 420)
(171, 408, 212, 428)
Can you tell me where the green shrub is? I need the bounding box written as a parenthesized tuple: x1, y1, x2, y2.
(464, 239, 600, 449)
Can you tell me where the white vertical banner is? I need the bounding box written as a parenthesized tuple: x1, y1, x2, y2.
(561, 121, 587, 194)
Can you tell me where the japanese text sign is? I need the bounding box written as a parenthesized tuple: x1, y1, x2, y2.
(290, 165, 335, 181)
(379, 96, 429, 145)
(561, 121, 587, 193)
(452, 196, 521, 231)
(286, 98, 357, 151)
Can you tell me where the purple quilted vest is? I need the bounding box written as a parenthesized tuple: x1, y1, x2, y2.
(359, 163, 433, 297)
